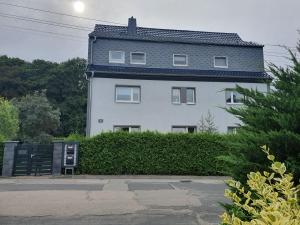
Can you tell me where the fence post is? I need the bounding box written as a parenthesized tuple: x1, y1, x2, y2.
(2, 141, 19, 177)
(52, 140, 64, 176)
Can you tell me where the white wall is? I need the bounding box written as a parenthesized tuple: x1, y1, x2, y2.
(89, 77, 268, 136)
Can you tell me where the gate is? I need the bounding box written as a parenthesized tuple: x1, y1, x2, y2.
(13, 144, 54, 176)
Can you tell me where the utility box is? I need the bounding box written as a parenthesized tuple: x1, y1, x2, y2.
(63, 142, 79, 174)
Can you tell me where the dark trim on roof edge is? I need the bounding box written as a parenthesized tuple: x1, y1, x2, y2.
(86, 64, 272, 80)
(86, 71, 271, 84)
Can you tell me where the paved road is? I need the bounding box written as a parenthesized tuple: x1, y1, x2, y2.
(0, 176, 229, 225)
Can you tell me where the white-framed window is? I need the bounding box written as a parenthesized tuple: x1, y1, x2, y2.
(186, 88, 196, 104)
(214, 56, 228, 68)
(172, 88, 181, 104)
(109, 51, 125, 63)
(130, 52, 146, 64)
(114, 126, 141, 132)
(115, 86, 140, 103)
(172, 87, 196, 104)
(225, 89, 243, 104)
(172, 126, 197, 133)
(227, 126, 239, 134)
(173, 54, 188, 66)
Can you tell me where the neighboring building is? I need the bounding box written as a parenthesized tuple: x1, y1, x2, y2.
(86, 17, 271, 136)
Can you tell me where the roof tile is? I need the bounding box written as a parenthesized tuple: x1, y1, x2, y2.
(90, 24, 262, 47)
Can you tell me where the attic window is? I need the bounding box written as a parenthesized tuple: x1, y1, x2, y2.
(214, 56, 228, 68)
(130, 52, 146, 64)
(173, 54, 188, 66)
(109, 51, 125, 64)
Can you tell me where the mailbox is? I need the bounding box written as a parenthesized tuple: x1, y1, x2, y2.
(63, 142, 79, 168)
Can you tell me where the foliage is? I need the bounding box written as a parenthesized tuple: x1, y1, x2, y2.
(0, 141, 3, 171)
(65, 133, 86, 143)
(12, 91, 60, 143)
(221, 47, 300, 184)
(76, 132, 230, 175)
(46, 58, 87, 135)
(0, 56, 87, 136)
(0, 97, 19, 140)
(220, 146, 300, 225)
(198, 110, 218, 133)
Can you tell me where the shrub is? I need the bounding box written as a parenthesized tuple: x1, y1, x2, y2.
(220, 145, 300, 225)
(224, 47, 300, 185)
(77, 132, 230, 175)
(0, 97, 19, 140)
(0, 142, 4, 174)
(65, 133, 86, 143)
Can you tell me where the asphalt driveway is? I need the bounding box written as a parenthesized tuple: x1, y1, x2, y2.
(0, 176, 229, 225)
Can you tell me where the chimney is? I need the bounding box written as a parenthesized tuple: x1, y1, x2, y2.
(128, 17, 137, 35)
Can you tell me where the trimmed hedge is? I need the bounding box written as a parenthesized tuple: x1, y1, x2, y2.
(0, 142, 3, 174)
(75, 132, 231, 175)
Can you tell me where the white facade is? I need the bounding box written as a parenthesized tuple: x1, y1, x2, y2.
(87, 77, 268, 136)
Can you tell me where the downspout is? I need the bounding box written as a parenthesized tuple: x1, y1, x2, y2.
(86, 35, 97, 137)
(86, 71, 95, 137)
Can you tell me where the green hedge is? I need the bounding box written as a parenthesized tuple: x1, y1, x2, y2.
(75, 132, 231, 175)
(0, 142, 3, 174)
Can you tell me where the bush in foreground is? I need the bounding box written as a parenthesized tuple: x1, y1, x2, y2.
(221, 146, 300, 225)
(74, 132, 230, 175)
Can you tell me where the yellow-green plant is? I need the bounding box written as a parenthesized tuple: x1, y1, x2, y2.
(221, 145, 300, 225)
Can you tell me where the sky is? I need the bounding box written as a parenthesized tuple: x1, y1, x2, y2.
(0, 0, 299, 68)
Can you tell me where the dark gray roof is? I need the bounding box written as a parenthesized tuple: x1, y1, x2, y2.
(87, 65, 271, 83)
(89, 24, 263, 47)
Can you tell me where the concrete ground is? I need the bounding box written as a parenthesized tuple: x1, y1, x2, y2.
(0, 176, 230, 225)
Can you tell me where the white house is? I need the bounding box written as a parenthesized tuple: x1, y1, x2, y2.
(86, 17, 271, 136)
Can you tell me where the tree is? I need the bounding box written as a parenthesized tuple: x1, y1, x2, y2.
(0, 55, 29, 99)
(0, 97, 19, 141)
(46, 58, 87, 136)
(221, 44, 300, 184)
(0, 55, 87, 136)
(13, 91, 60, 142)
(198, 110, 218, 133)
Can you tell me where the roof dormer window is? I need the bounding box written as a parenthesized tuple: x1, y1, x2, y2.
(173, 54, 188, 66)
(130, 52, 146, 65)
(109, 51, 125, 64)
(214, 56, 228, 68)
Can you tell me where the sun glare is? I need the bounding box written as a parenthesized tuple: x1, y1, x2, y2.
(73, 1, 85, 13)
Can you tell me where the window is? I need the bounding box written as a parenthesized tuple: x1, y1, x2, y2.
(214, 56, 228, 68)
(186, 88, 195, 104)
(109, 51, 125, 63)
(172, 87, 196, 104)
(225, 90, 243, 104)
(172, 88, 181, 104)
(114, 126, 141, 132)
(227, 126, 239, 134)
(116, 86, 140, 103)
(130, 52, 146, 64)
(173, 54, 188, 66)
(172, 126, 197, 133)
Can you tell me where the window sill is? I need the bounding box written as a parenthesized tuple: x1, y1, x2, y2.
(173, 64, 188, 67)
(115, 101, 140, 104)
(214, 66, 228, 69)
(109, 61, 125, 64)
(130, 62, 146, 65)
(226, 102, 243, 105)
(186, 102, 196, 105)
